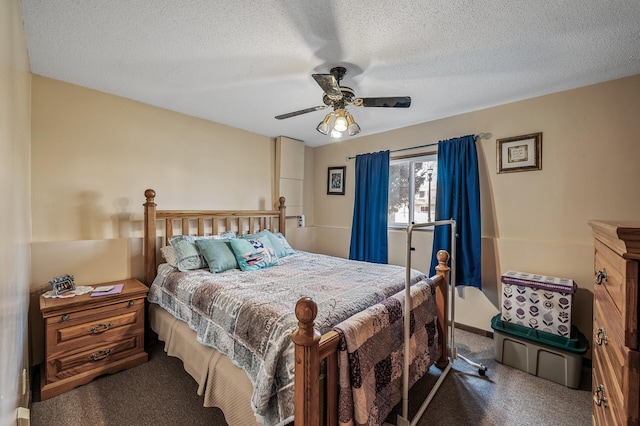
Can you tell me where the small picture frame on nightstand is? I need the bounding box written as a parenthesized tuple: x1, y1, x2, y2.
(49, 274, 76, 295)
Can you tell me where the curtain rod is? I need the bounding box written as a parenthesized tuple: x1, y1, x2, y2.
(345, 132, 491, 160)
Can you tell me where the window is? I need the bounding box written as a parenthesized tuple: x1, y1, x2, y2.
(388, 154, 437, 227)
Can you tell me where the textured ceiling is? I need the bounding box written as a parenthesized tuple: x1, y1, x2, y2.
(20, 1, 640, 147)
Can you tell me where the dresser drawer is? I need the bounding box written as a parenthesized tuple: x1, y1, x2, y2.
(592, 346, 623, 425)
(594, 239, 639, 349)
(46, 301, 144, 356)
(45, 333, 144, 383)
(593, 286, 625, 386)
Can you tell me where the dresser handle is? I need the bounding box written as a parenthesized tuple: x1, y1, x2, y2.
(595, 327, 608, 346)
(89, 349, 111, 361)
(128, 300, 135, 308)
(88, 322, 112, 334)
(594, 268, 607, 285)
(61, 314, 70, 322)
(593, 384, 607, 407)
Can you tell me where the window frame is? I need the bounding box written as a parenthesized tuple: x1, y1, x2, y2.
(388, 151, 437, 229)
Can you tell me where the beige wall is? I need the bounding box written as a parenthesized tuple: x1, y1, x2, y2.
(0, 0, 32, 422)
(30, 76, 276, 287)
(309, 74, 640, 353)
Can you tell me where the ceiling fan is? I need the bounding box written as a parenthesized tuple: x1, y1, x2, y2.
(275, 66, 411, 138)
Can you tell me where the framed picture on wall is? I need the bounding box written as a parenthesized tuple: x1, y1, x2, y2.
(327, 166, 346, 195)
(497, 132, 542, 173)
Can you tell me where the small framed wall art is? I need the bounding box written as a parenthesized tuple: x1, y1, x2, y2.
(327, 166, 346, 195)
(497, 132, 542, 174)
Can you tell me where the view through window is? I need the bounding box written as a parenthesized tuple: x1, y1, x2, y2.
(388, 154, 437, 227)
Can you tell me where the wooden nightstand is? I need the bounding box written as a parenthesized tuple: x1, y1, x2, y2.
(39, 278, 148, 400)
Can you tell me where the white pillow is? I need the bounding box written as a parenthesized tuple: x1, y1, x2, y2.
(160, 245, 179, 268)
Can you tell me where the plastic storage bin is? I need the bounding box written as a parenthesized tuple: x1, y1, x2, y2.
(491, 314, 588, 388)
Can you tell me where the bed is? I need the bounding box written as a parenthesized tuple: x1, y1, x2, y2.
(142, 189, 450, 426)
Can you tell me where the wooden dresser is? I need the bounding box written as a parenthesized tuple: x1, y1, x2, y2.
(589, 221, 640, 425)
(39, 278, 148, 400)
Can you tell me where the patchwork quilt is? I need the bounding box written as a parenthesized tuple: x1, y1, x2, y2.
(334, 279, 438, 426)
(147, 251, 427, 425)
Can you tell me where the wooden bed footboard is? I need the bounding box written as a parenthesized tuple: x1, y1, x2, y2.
(292, 251, 451, 426)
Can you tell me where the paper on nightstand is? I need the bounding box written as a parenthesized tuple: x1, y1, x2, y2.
(91, 283, 124, 296)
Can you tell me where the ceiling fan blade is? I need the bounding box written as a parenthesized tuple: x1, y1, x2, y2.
(275, 105, 327, 120)
(355, 96, 412, 108)
(312, 74, 343, 100)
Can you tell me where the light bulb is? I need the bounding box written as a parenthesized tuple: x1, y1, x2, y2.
(330, 128, 344, 138)
(333, 109, 347, 132)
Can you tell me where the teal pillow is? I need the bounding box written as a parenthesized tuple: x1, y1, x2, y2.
(194, 239, 239, 273)
(241, 230, 286, 258)
(274, 232, 296, 256)
(169, 235, 206, 271)
(229, 237, 279, 271)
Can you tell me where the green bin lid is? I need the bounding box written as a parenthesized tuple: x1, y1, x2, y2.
(491, 314, 588, 354)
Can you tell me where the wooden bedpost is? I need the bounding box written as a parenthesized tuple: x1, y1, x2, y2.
(434, 250, 450, 369)
(291, 297, 321, 426)
(278, 196, 286, 236)
(144, 189, 157, 286)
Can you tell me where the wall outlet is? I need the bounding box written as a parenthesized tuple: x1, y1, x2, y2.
(298, 215, 305, 227)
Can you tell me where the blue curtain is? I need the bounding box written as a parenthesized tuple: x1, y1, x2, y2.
(429, 135, 482, 288)
(349, 150, 390, 264)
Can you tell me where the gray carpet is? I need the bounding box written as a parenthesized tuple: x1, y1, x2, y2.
(31, 328, 591, 426)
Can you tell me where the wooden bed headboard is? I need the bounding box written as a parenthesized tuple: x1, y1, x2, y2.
(143, 188, 286, 286)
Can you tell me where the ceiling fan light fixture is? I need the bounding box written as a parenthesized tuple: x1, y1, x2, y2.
(277, 67, 411, 139)
(333, 109, 348, 132)
(316, 113, 333, 135)
(345, 112, 361, 136)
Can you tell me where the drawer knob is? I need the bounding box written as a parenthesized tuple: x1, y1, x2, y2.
(594, 268, 607, 285)
(128, 300, 135, 308)
(61, 314, 70, 322)
(88, 322, 112, 334)
(593, 384, 607, 407)
(595, 327, 608, 346)
(89, 348, 111, 361)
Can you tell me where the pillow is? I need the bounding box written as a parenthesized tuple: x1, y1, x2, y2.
(274, 232, 296, 256)
(195, 239, 239, 273)
(168, 235, 218, 271)
(160, 246, 179, 268)
(220, 230, 236, 239)
(241, 230, 286, 258)
(229, 237, 279, 271)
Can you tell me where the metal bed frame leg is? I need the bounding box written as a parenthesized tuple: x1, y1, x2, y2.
(390, 219, 487, 426)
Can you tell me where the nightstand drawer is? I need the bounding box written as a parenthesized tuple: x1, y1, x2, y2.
(45, 333, 144, 382)
(46, 302, 144, 355)
(44, 297, 144, 326)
